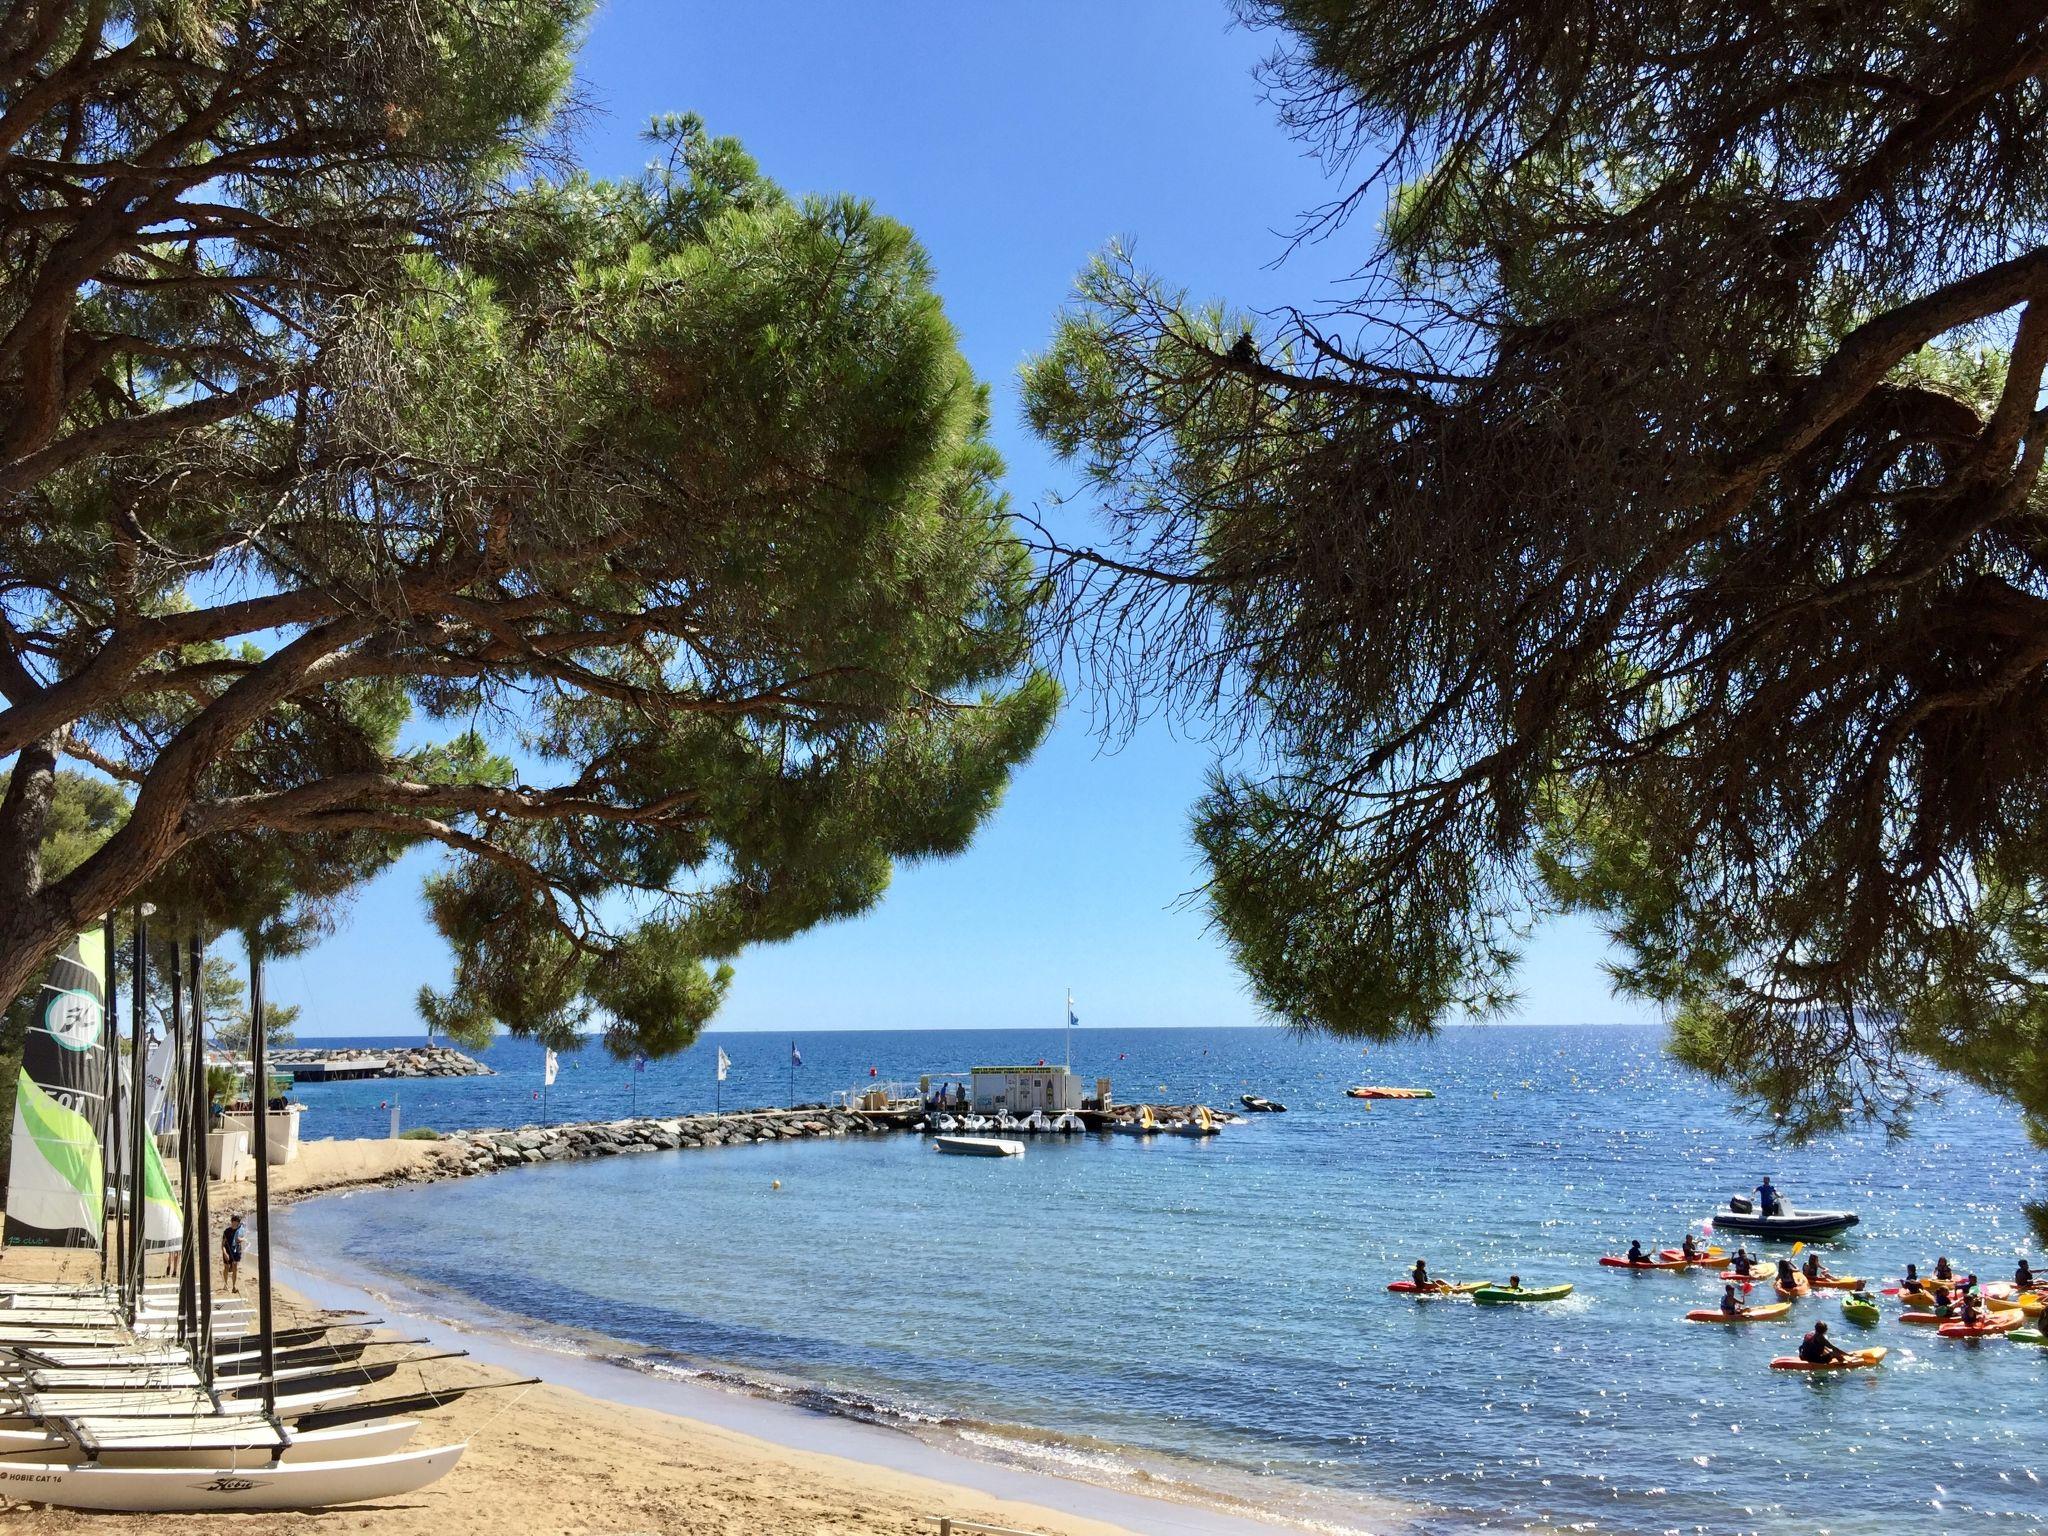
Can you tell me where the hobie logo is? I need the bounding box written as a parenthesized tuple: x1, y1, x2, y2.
(202, 1476, 259, 1492)
(42, 989, 101, 1051)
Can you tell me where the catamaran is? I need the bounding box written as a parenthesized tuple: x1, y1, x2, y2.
(0, 920, 468, 1508)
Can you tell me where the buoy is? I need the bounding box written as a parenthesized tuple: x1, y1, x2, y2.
(771, 1180, 782, 1190)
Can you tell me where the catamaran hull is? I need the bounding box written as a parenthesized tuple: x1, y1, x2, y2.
(0, 1442, 464, 1510)
(0, 1418, 419, 1468)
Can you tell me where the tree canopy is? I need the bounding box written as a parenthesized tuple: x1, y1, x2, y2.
(1025, 0, 2048, 1191)
(0, 10, 1054, 1058)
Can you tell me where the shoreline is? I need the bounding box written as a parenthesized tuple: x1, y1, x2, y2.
(272, 1234, 1375, 1536)
(215, 1135, 1407, 1534)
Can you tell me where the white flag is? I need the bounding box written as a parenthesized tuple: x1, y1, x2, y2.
(543, 1048, 559, 1087)
(715, 1047, 731, 1083)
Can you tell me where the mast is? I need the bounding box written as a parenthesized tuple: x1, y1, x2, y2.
(167, 936, 192, 1348)
(99, 923, 116, 1294)
(126, 905, 149, 1319)
(107, 926, 126, 1311)
(188, 933, 213, 1383)
(249, 938, 277, 1416)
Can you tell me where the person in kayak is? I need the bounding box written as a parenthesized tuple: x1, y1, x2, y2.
(1504, 1273, 1522, 1292)
(1756, 1176, 1782, 1218)
(1719, 1284, 1750, 1317)
(1958, 1287, 1981, 1328)
(2018, 1259, 2036, 1290)
(1935, 1256, 1954, 1282)
(1411, 1259, 1437, 1292)
(1802, 1253, 1836, 1286)
(1775, 1258, 1801, 1290)
(1902, 1262, 1922, 1290)
(1681, 1234, 1701, 1261)
(1626, 1240, 1651, 1266)
(1730, 1247, 1756, 1278)
(1798, 1321, 1848, 1365)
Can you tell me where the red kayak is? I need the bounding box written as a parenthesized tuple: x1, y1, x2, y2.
(1600, 1255, 1692, 1270)
(1386, 1280, 1485, 1294)
(1938, 1312, 2023, 1339)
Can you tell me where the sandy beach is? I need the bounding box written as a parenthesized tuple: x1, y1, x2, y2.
(0, 1142, 1294, 1536)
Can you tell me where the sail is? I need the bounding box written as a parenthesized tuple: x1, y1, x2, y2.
(4, 928, 109, 1248)
(110, 1054, 183, 1251)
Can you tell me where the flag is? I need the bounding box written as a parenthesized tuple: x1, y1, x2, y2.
(716, 1047, 731, 1083)
(790, 1042, 803, 1068)
(1067, 992, 1079, 1028)
(543, 1048, 559, 1087)
(632, 1054, 647, 1074)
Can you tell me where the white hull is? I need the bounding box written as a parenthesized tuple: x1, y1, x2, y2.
(932, 1135, 1024, 1157)
(0, 1418, 418, 1469)
(0, 1385, 356, 1428)
(0, 1441, 464, 1510)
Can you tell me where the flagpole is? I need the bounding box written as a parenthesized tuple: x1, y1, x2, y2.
(787, 1040, 793, 1109)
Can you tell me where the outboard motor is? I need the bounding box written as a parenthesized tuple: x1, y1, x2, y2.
(1728, 1195, 1755, 1214)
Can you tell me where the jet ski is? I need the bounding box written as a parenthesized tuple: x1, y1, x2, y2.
(1710, 1194, 1859, 1239)
(1240, 1094, 1286, 1113)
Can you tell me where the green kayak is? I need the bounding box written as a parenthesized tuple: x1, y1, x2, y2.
(1841, 1295, 1880, 1325)
(1473, 1283, 1574, 1304)
(2011, 1328, 2047, 1346)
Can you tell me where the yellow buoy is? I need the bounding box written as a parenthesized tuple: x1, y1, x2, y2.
(771, 1180, 782, 1191)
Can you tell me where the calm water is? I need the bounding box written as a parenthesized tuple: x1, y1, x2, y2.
(278, 1026, 2048, 1534)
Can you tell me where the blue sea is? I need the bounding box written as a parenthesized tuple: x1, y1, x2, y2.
(276, 1025, 2048, 1534)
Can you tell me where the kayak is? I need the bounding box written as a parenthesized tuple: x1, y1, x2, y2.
(1900, 1311, 1947, 1326)
(2011, 1329, 2047, 1345)
(1805, 1276, 1866, 1291)
(1898, 1290, 1938, 1307)
(1601, 1255, 1693, 1270)
(1347, 1086, 1435, 1100)
(1686, 1302, 1793, 1324)
(1938, 1311, 2025, 1339)
(1473, 1283, 1573, 1304)
(1985, 1292, 2044, 1317)
(1774, 1279, 1811, 1300)
(1840, 1295, 1881, 1325)
(1658, 1246, 1725, 1264)
(1770, 1346, 1887, 1372)
(1385, 1280, 1486, 1294)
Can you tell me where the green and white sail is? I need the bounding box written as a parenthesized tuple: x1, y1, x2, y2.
(4, 928, 109, 1248)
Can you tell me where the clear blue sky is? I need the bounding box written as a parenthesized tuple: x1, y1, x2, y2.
(274, 0, 1654, 1038)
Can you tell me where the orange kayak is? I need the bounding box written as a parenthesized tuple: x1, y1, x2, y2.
(1770, 1346, 1887, 1372)
(1687, 1302, 1793, 1324)
(1938, 1312, 2024, 1339)
(1900, 1311, 1946, 1326)
(1346, 1086, 1435, 1100)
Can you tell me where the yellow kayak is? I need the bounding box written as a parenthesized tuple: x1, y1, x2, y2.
(1986, 1292, 2044, 1317)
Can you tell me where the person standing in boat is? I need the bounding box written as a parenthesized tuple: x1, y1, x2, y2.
(1755, 1176, 1781, 1218)
(221, 1212, 245, 1295)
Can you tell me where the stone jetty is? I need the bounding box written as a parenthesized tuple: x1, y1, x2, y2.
(436, 1105, 888, 1179)
(272, 1044, 493, 1080)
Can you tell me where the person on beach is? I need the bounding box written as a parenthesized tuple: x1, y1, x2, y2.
(1719, 1284, 1749, 1317)
(1798, 1321, 1847, 1365)
(1756, 1176, 1781, 1218)
(221, 1213, 245, 1294)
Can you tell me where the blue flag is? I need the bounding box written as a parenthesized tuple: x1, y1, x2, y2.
(790, 1042, 803, 1068)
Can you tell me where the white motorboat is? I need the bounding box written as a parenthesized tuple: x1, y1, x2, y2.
(932, 1136, 1025, 1158)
